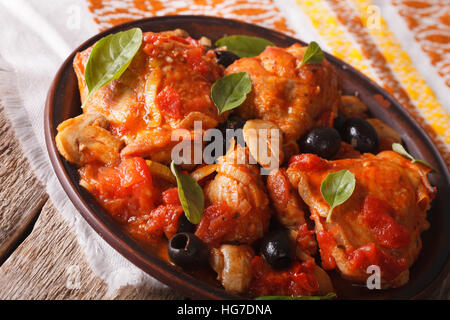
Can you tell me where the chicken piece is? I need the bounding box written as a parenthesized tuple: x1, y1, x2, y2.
(196, 144, 271, 245)
(56, 113, 122, 166)
(210, 244, 254, 294)
(267, 169, 317, 256)
(226, 44, 340, 147)
(73, 31, 224, 163)
(267, 169, 307, 228)
(287, 152, 435, 288)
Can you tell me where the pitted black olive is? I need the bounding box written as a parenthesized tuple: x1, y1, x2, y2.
(340, 117, 379, 154)
(210, 115, 246, 160)
(260, 229, 293, 270)
(223, 115, 246, 146)
(215, 50, 240, 67)
(168, 232, 209, 269)
(177, 214, 196, 234)
(299, 126, 341, 159)
(333, 113, 347, 132)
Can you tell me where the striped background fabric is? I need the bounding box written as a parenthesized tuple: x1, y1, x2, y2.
(86, 0, 450, 167)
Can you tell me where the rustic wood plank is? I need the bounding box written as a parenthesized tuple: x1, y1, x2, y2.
(0, 200, 184, 300)
(0, 104, 48, 263)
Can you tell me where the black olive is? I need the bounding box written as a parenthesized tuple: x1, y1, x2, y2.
(177, 214, 196, 234)
(299, 126, 341, 159)
(260, 229, 293, 270)
(210, 115, 246, 159)
(333, 113, 347, 132)
(340, 117, 379, 154)
(168, 233, 209, 269)
(215, 50, 240, 67)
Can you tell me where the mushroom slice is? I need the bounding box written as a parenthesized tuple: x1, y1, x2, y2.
(340, 95, 368, 117)
(243, 119, 284, 170)
(210, 244, 254, 294)
(366, 118, 401, 143)
(55, 113, 123, 166)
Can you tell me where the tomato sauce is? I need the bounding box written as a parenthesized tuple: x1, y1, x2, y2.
(316, 230, 337, 270)
(156, 86, 183, 120)
(362, 195, 411, 249)
(347, 243, 408, 281)
(142, 31, 222, 126)
(249, 256, 319, 297)
(296, 223, 317, 255)
(195, 202, 237, 247)
(79, 157, 155, 223)
(289, 154, 328, 171)
(143, 204, 184, 241)
(80, 158, 186, 244)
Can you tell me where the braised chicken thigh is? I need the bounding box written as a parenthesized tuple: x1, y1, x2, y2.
(73, 31, 224, 163)
(287, 152, 435, 287)
(225, 44, 340, 149)
(196, 144, 271, 246)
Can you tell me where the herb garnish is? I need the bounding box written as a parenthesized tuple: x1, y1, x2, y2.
(83, 27, 143, 108)
(297, 41, 324, 68)
(211, 72, 252, 115)
(215, 35, 274, 58)
(392, 143, 437, 173)
(320, 169, 356, 222)
(170, 161, 205, 224)
(255, 292, 337, 300)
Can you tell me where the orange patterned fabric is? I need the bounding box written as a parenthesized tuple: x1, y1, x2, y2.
(87, 0, 294, 34)
(393, 0, 450, 87)
(324, 0, 449, 167)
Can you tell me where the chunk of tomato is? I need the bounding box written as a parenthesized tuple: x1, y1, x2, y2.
(288, 154, 328, 171)
(156, 86, 183, 120)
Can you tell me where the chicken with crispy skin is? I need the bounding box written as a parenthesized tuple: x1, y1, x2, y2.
(286, 152, 435, 288)
(225, 43, 340, 154)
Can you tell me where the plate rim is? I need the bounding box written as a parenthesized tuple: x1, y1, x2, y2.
(44, 15, 450, 300)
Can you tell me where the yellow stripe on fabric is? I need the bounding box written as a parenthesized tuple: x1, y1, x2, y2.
(349, 0, 450, 144)
(295, 0, 376, 82)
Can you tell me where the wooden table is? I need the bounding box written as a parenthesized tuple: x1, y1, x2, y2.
(0, 104, 448, 299)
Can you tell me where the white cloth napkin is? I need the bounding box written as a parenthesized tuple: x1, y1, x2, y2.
(0, 0, 162, 295)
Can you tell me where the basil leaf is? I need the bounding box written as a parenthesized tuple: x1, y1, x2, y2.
(170, 161, 204, 224)
(215, 35, 274, 58)
(392, 143, 437, 173)
(83, 27, 143, 107)
(320, 169, 356, 222)
(211, 72, 252, 115)
(255, 293, 337, 300)
(297, 41, 324, 68)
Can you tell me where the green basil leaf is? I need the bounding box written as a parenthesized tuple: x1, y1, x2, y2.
(83, 27, 143, 107)
(297, 41, 324, 68)
(211, 72, 252, 115)
(392, 143, 437, 173)
(170, 161, 204, 224)
(215, 35, 274, 58)
(255, 293, 337, 300)
(320, 169, 356, 222)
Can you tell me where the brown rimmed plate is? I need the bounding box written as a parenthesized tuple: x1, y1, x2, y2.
(44, 15, 450, 299)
